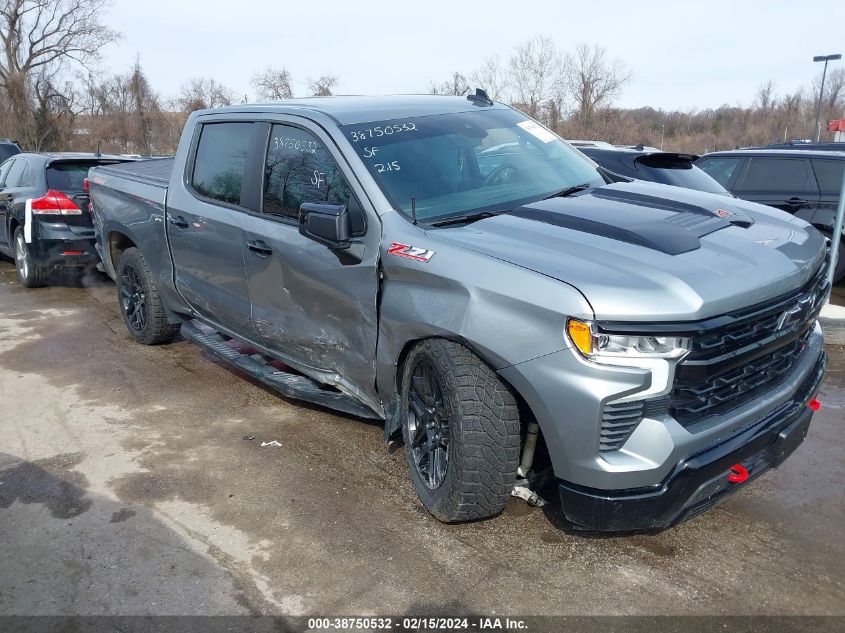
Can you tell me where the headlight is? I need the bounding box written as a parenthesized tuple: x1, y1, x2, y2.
(566, 318, 690, 361)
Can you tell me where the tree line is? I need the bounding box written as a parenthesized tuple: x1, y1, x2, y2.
(1, 1, 843, 157)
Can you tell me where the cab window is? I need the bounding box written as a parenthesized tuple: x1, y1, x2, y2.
(262, 124, 364, 235)
(190, 123, 253, 206)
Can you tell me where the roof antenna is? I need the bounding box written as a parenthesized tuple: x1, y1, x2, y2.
(467, 88, 493, 106)
(411, 196, 418, 225)
(95, 140, 101, 158)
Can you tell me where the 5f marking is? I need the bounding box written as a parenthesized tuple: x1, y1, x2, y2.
(311, 170, 326, 189)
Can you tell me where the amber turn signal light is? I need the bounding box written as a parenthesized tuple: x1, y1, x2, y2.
(567, 319, 594, 357)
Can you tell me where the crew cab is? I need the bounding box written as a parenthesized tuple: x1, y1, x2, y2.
(0, 152, 132, 287)
(89, 95, 829, 531)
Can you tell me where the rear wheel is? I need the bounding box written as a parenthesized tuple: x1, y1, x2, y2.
(116, 247, 180, 345)
(14, 228, 46, 288)
(400, 339, 520, 523)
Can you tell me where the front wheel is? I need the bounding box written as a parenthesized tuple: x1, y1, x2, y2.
(116, 247, 180, 345)
(14, 228, 46, 288)
(400, 339, 521, 523)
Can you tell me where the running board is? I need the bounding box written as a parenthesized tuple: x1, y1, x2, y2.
(181, 320, 378, 419)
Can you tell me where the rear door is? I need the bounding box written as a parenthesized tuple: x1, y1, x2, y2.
(166, 121, 260, 337)
(809, 158, 845, 233)
(240, 120, 381, 403)
(733, 156, 820, 220)
(0, 158, 34, 246)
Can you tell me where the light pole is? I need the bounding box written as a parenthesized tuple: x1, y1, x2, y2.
(813, 53, 841, 142)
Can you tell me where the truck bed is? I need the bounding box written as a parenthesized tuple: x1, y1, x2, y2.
(91, 157, 174, 208)
(95, 156, 174, 184)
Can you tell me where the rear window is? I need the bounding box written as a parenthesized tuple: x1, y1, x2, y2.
(47, 161, 122, 191)
(635, 156, 727, 194)
(190, 123, 254, 206)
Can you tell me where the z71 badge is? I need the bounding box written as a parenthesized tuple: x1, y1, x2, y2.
(386, 242, 435, 262)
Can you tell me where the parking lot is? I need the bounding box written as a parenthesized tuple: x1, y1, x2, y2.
(0, 256, 843, 618)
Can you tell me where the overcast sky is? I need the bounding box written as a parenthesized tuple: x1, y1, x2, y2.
(101, 0, 844, 111)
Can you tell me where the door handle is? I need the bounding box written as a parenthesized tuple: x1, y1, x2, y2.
(169, 216, 190, 229)
(247, 240, 273, 256)
(785, 197, 809, 206)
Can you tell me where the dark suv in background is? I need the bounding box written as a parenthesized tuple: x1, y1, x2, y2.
(0, 139, 22, 162)
(0, 152, 132, 287)
(696, 149, 845, 280)
(572, 142, 731, 195)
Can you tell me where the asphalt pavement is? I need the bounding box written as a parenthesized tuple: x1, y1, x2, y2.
(0, 257, 843, 619)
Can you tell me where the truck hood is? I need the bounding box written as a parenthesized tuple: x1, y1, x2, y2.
(434, 181, 827, 321)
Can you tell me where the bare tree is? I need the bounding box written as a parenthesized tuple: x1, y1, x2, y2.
(0, 0, 119, 148)
(470, 55, 507, 102)
(127, 60, 161, 154)
(508, 35, 563, 121)
(252, 66, 293, 100)
(564, 43, 631, 133)
(428, 71, 469, 96)
(177, 77, 234, 112)
(754, 80, 777, 112)
(780, 89, 803, 141)
(306, 74, 338, 96)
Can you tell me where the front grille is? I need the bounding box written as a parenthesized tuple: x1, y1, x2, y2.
(690, 259, 828, 362)
(671, 334, 808, 424)
(669, 259, 827, 426)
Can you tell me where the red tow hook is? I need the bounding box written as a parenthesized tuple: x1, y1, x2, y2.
(808, 398, 822, 411)
(728, 464, 749, 484)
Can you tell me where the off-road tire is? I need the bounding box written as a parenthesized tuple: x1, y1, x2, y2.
(14, 227, 47, 288)
(400, 339, 521, 522)
(116, 247, 180, 345)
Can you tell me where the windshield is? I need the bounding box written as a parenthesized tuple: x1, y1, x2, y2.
(340, 108, 604, 222)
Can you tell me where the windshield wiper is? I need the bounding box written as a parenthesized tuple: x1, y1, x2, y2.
(543, 182, 592, 199)
(428, 210, 504, 227)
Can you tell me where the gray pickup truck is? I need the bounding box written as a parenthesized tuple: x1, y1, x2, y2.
(89, 94, 829, 531)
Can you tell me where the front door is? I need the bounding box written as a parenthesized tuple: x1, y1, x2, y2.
(241, 121, 380, 405)
(734, 156, 820, 223)
(167, 121, 259, 337)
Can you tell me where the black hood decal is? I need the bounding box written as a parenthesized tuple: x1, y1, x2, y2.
(506, 185, 750, 256)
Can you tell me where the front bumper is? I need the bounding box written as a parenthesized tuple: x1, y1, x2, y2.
(557, 350, 827, 531)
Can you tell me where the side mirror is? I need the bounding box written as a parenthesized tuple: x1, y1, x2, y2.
(0, 191, 12, 203)
(299, 202, 350, 249)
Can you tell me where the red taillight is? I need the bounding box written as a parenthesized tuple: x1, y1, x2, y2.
(31, 189, 81, 216)
(61, 250, 84, 256)
(808, 398, 821, 411)
(83, 178, 90, 192)
(728, 464, 749, 484)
